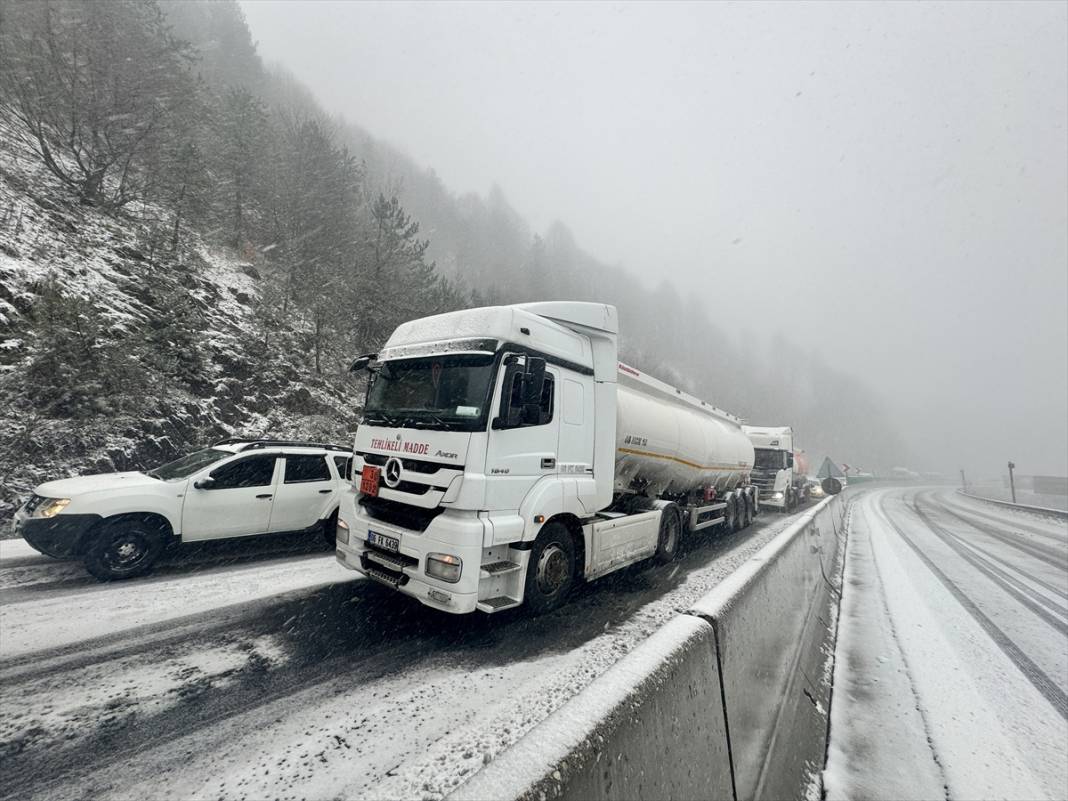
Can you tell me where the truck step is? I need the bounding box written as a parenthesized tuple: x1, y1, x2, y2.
(480, 560, 521, 576)
(477, 596, 521, 612)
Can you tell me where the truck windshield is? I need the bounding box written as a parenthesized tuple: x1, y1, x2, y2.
(363, 353, 497, 431)
(753, 448, 787, 470)
(147, 448, 231, 480)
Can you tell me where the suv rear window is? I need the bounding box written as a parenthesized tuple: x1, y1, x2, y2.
(333, 455, 353, 481)
(284, 455, 331, 483)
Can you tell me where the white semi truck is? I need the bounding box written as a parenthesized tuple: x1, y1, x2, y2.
(336, 302, 757, 614)
(741, 425, 809, 511)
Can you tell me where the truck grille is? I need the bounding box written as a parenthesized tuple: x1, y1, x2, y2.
(751, 472, 778, 491)
(359, 495, 444, 532)
(357, 452, 459, 474)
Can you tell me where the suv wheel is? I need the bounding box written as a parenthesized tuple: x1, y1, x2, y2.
(83, 517, 166, 581)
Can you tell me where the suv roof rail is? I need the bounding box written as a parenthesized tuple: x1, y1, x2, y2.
(212, 438, 351, 452)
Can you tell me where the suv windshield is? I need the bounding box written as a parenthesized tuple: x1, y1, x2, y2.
(753, 448, 787, 471)
(147, 448, 231, 480)
(364, 353, 497, 431)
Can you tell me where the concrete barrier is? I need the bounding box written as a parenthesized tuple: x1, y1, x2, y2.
(690, 496, 845, 800)
(450, 615, 734, 801)
(448, 495, 849, 801)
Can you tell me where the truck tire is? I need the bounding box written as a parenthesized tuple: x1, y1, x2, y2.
(741, 494, 753, 528)
(524, 522, 576, 614)
(724, 496, 738, 532)
(83, 516, 166, 581)
(654, 505, 681, 564)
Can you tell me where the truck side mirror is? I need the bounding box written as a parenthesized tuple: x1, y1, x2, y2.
(349, 353, 378, 373)
(521, 357, 546, 404)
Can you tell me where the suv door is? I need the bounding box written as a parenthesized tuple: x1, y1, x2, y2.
(181, 454, 279, 541)
(268, 453, 335, 533)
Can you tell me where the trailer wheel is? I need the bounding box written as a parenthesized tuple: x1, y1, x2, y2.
(524, 522, 576, 614)
(724, 496, 737, 532)
(83, 516, 166, 581)
(654, 505, 681, 564)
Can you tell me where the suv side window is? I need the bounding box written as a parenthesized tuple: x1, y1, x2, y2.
(504, 370, 554, 427)
(210, 455, 277, 489)
(333, 455, 353, 481)
(285, 455, 331, 483)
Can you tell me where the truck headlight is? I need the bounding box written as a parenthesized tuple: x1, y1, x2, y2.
(771, 492, 784, 501)
(336, 517, 350, 545)
(426, 553, 462, 583)
(35, 498, 71, 518)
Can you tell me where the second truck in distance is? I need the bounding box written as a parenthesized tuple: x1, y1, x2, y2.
(337, 302, 758, 614)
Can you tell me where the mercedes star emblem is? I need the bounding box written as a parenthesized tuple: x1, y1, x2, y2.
(384, 456, 403, 488)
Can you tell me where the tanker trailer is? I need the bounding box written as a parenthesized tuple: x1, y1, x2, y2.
(339, 301, 759, 614)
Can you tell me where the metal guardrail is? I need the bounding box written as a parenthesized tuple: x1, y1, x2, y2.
(956, 489, 1068, 520)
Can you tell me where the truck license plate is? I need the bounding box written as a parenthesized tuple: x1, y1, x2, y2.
(360, 465, 381, 497)
(367, 530, 400, 553)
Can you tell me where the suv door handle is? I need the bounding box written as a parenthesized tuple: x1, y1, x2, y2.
(318, 489, 332, 494)
(256, 494, 273, 499)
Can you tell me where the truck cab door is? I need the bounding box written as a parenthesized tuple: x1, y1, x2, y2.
(181, 454, 279, 541)
(484, 356, 560, 511)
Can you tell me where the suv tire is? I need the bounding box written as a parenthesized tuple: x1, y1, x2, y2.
(83, 516, 166, 581)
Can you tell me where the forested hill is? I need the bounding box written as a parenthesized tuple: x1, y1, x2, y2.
(0, 0, 906, 519)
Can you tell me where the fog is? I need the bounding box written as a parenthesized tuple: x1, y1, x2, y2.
(241, 0, 1067, 478)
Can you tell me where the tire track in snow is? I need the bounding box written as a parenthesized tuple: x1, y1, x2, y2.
(876, 494, 1068, 722)
(909, 494, 1068, 635)
(940, 497, 1068, 549)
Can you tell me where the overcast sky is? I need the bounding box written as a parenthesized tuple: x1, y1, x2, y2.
(240, 0, 1067, 477)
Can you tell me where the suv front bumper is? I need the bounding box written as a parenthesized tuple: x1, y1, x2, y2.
(14, 513, 102, 558)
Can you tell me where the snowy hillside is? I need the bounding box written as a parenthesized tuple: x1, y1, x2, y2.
(0, 129, 358, 524)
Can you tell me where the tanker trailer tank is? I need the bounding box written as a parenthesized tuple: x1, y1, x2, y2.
(614, 364, 755, 501)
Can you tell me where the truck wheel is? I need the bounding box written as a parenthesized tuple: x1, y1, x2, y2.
(654, 505, 681, 564)
(321, 509, 339, 548)
(723, 497, 737, 531)
(524, 522, 576, 614)
(741, 495, 753, 528)
(751, 490, 760, 517)
(83, 516, 166, 581)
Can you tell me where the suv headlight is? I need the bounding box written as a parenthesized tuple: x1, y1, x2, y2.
(426, 553, 462, 583)
(35, 498, 71, 518)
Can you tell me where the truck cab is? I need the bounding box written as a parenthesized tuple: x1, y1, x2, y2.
(336, 303, 619, 614)
(742, 425, 803, 511)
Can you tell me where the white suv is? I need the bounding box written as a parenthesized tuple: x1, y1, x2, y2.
(12, 439, 353, 581)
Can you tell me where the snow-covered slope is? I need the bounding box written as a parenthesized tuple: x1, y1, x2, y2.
(0, 124, 358, 524)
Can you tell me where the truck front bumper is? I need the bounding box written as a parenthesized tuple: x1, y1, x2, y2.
(336, 504, 487, 614)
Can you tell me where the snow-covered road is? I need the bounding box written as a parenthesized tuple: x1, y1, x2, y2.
(0, 508, 806, 801)
(825, 488, 1068, 800)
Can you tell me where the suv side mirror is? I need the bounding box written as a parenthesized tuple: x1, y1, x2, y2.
(194, 476, 216, 490)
